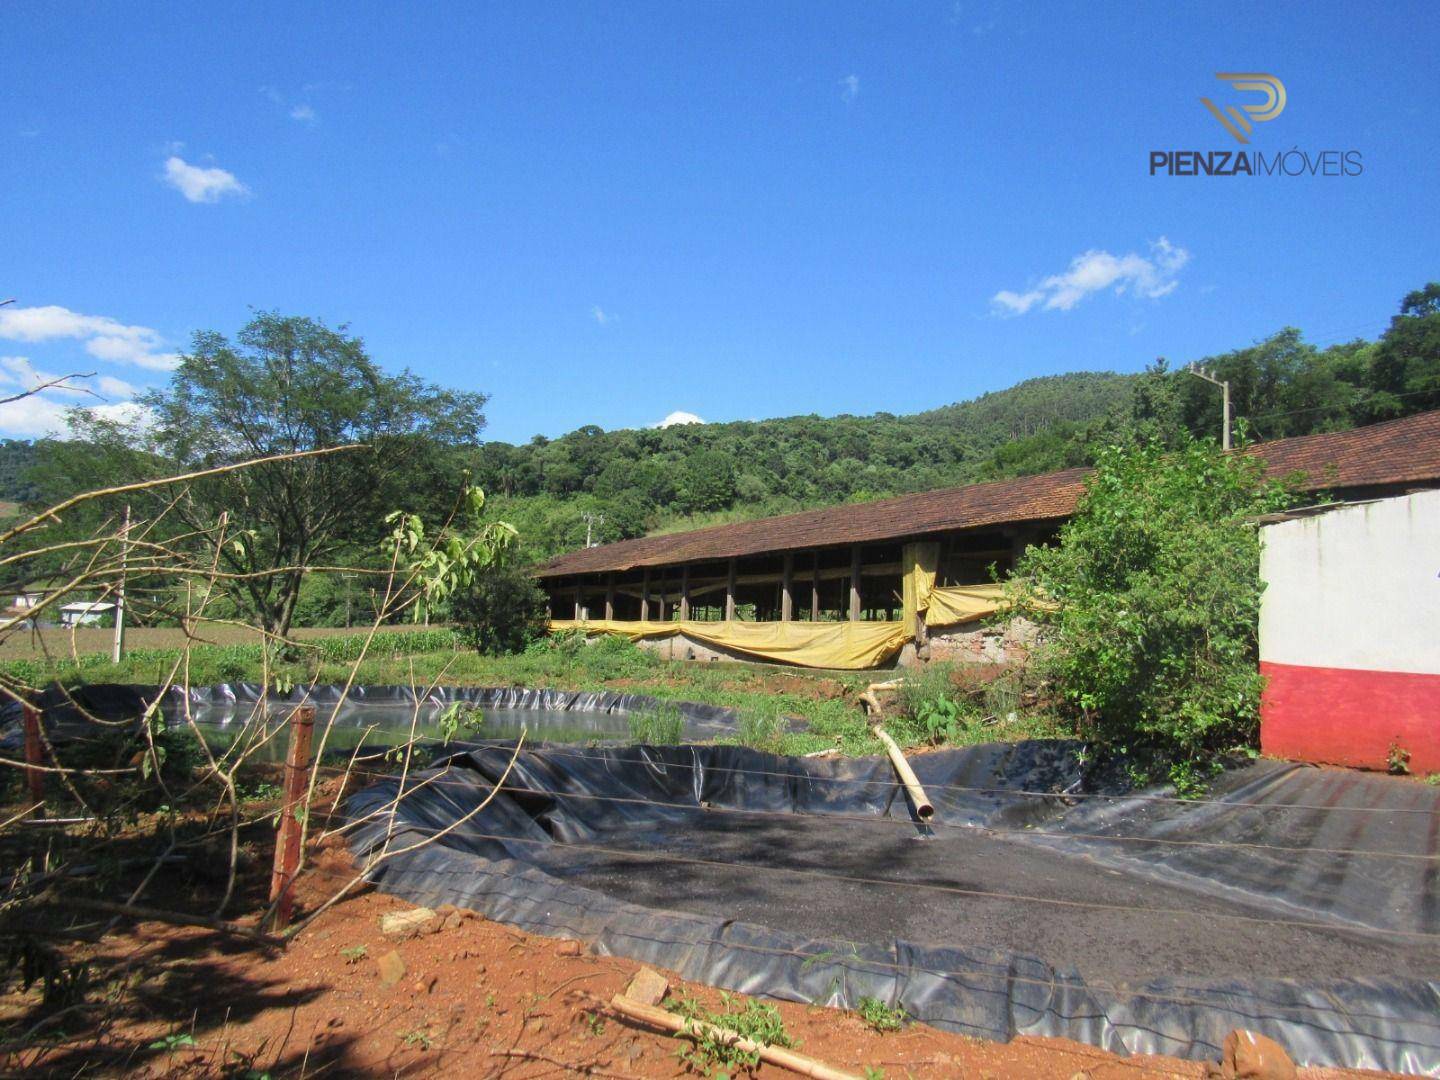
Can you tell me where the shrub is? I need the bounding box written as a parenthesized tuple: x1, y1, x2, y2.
(565, 633, 657, 680)
(894, 663, 980, 746)
(669, 991, 792, 1077)
(1008, 433, 1291, 762)
(450, 565, 550, 656)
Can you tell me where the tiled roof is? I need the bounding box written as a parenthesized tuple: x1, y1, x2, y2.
(537, 409, 1440, 578)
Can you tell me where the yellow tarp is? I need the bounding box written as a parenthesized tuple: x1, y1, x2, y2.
(546, 618, 911, 670)
(901, 541, 940, 625)
(923, 583, 1009, 628)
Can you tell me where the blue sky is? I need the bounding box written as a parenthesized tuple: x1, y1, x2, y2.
(2, 2, 1436, 443)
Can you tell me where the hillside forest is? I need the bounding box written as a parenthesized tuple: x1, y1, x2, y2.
(9, 282, 1440, 628)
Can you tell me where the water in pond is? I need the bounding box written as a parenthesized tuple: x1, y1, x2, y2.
(174, 702, 637, 762)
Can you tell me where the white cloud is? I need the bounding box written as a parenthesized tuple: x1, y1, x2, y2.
(840, 74, 860, 103)
(95, 374, 138, 397)
(0, 394, 72, 437)
(289, 103, 317, 123)
(0, 394, 145, 439)
(991, 237, 1191, 316)
(0, 356, 92, 398)
(0, 305, 181, 371)
(590, 305, 611, 325)
(163, 155, 249, 203)
(652, 410, 705, 428)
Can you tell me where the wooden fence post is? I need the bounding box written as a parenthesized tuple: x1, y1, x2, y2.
(269, 703, 317, 930)
(22, 704, 45, 817)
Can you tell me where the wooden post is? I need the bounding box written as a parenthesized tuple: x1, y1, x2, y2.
(574, 582, 583, 621)
(679, 565, 690, 621)
(780, 553, 794, 622)
(22, 704, 45, 816)
(848, 546, 862, 621)
(641, 568, 651, 622)
(725, 558, 737, 622)
(605, 573, 615, 621)
(656, 573, 666, 621)
(811, 553, 820, 621)
(269, 703, 316, 931)
(111, 502, 130, 664)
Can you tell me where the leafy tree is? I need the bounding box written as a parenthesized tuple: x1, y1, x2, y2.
(1367, 283, 1440, 418)
(50, 312, 487, 640)
(674, 449, 737, 513)
(1009, 432, 1292, 762)
(0, 440, 41, 502)
(450, 564, 550, 655)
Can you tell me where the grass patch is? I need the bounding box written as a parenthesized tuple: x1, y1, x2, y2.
(627, 702, 685, 745)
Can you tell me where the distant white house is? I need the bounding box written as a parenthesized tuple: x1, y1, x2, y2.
(12, 593, 43, 609)
(59, 601, 117, 627)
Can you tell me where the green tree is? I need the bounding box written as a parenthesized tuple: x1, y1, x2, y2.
(675, 449, 737, 512)
(450, 563, 550, 655)
(1367, 283, 1440, 418)
(1010, 432, 1292, 761)
(52, 312, 487, 640)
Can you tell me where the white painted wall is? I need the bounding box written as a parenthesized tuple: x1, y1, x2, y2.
(1259, 489, 1440, 675)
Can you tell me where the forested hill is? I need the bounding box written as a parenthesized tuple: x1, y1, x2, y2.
(472, 371, 1134, 560)
(473, 282, 1440, 562)
(6, 283, 1436, 567)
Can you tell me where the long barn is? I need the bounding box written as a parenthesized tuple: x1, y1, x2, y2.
(535, 409, 1440, 669)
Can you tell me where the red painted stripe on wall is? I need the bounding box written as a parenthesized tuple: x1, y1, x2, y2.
(1260, 661, 1440, 773)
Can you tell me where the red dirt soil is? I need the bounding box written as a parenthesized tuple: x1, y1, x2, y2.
(2, 834, 1398, 1080)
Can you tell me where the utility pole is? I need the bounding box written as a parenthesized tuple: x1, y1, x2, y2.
(111, 503, 130, 664)
(581, 511, 605, 548)
(1185, 362, 1231, 450)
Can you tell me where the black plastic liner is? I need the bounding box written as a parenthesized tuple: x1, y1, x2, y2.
(1, 682, 744, 746)
(347, 743, 1440, 1074)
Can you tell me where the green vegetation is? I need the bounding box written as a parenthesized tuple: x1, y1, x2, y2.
(889, 664, 1063, 750)
(461, 285, 1440, 564)
(627, 701, 686, 745)
(450, 563, 550, 655)
(33, 311, 489, 640)
(1008, 431, 1291, 770)
(855, 996, 907, 1033)
(1387, 742, 1412, 776)
(669, 991, 794, 1078)
(0, 627, 461, 689)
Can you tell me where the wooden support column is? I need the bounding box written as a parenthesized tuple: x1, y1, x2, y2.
(848, 546, 862, 621)
(811, 554, 820, 621)
(679, 565, 691, 621)
(725, 558, 737, 621)
(640, 568, 650, 621)
(574, 581, 583, 621)
(1007, 527, 1031, 575)
(780, 553, 794, 621)
(656, 573, 666, 621)
(604, 573, 615, 621)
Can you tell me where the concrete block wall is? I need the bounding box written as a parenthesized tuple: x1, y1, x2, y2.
(1259, 489, 1440, 772)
